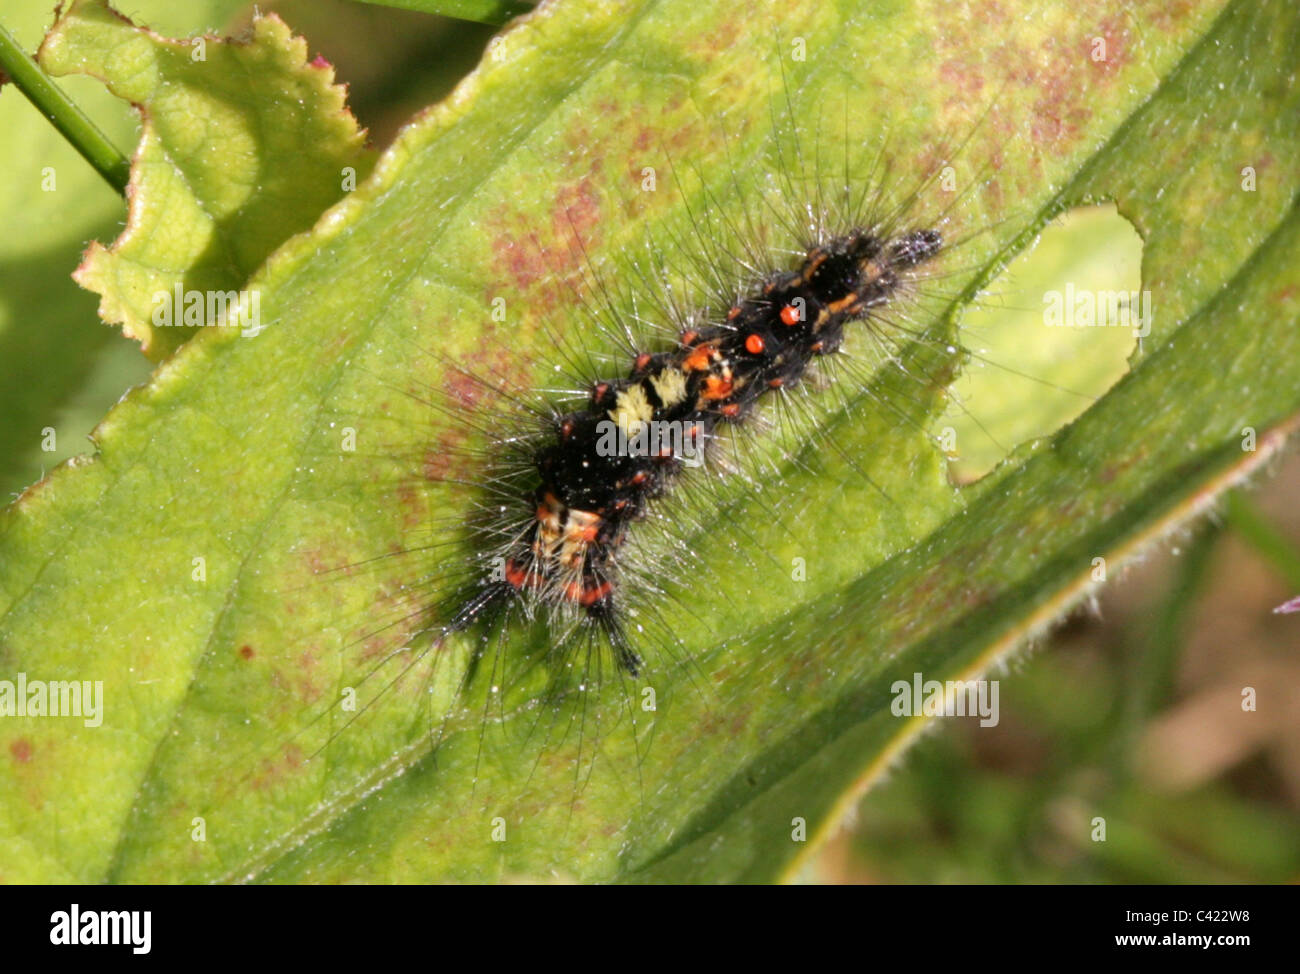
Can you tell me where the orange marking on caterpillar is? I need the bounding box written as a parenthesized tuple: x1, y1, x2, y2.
(565, 507, 602, 543)
(504, 559, 531, 589)
(566, 580, 613, 606)
(802, 248, 827, 278)
(536, 491, 563, 528)
(745, 333, 765, 354)
(780, 305, 801, 325)
(683, 346, 714, 372)
(703, 374, 734, 399)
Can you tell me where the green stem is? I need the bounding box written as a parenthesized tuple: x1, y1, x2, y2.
(0, 22, 130, 195)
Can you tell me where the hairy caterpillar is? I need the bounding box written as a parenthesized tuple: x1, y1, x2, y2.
(295, 105, 1090, 769)
(439, 222, 945, 676)
(156, 17, 1140, 885)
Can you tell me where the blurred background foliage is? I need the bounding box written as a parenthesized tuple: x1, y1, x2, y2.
(4, 0, 1297, 883)
(807, 461, 1300, 883)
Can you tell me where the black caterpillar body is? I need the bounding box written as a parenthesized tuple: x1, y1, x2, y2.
(446, 225, 943, 674)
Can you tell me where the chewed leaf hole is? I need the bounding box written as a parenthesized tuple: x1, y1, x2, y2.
(942, 202, 1144, 483)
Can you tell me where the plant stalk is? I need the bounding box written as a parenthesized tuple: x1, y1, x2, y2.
(0, 22, 130, 195)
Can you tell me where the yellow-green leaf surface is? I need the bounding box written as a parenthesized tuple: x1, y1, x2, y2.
(1, 0, 1297, 884)
(37, 0, 375, 360)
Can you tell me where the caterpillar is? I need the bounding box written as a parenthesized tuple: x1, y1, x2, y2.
(441, 222, 945, 677)
(282, 141, 1032, 806)
(182, 34, 1136, 886)
(300, 103, 1061, 761)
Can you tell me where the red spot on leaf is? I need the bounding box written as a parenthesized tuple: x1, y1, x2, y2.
(939, 58, 985, 97)
(251, 744, 305, 791)
(423, 446, 453, 481)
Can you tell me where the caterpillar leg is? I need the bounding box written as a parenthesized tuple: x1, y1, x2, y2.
(588, 601, 643, 677)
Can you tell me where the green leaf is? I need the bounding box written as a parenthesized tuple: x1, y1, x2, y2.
(0, 0, 1296, 884)
(351, 0, 535, 28)
(37, 0, 375, 360)
(0, 0, 249, 498)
